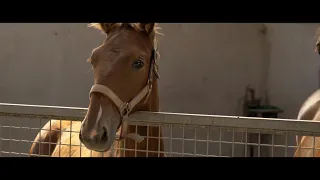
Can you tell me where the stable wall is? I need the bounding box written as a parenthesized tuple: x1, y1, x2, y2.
(265, 23, 320, 119)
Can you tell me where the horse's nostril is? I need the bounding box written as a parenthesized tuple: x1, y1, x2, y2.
(100, 127, 108, 142)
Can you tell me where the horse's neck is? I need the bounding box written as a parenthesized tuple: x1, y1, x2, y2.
(121, 79, 165, 157)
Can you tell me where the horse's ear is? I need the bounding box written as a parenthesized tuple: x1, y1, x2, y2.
(88, 23, 115, 34)
(140, 23, 155, 34)
(315, 29, 320, 55)
(315, 36, 320, 55)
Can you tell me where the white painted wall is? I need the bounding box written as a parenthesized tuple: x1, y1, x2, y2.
(0, 23, 101, 107)
(265, 23, 320, 119)
(157, 23, 266, 116)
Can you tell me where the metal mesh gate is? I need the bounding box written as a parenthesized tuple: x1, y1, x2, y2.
(0, 103, 319, 157)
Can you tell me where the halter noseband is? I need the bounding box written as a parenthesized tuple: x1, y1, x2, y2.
(89, 48, 160, 143)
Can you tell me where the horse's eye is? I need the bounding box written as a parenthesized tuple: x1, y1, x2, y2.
(132, 59, 144, 69)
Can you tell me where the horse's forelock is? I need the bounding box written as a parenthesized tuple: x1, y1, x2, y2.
(88, 23, 162, 36)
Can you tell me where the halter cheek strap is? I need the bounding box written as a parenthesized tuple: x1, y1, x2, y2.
(89, 48, 159, 143)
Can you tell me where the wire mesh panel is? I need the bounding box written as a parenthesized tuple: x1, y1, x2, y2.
(130, 112, 320, 157)
(0, 103, 320, 157)
(0, 103, 86, 157)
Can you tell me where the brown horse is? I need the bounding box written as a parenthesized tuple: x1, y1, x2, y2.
(294, 30, 320, 157)
(29, 23, 165, 157)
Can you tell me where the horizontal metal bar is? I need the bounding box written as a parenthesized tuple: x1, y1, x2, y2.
(0, 103, 86, 120)
(0, 103, 320, 134)
(130, 112, 320, 134)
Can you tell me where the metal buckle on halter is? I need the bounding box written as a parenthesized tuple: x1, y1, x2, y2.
(115, 103, 129, 141)
(143, 80, 153, 104)
(120, 102, 130, 117)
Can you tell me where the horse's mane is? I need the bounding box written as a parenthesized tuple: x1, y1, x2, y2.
(89, 23, 162, 35)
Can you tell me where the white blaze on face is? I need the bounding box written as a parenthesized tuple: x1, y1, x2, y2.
(84, 102, 121, 151)
(103, 104, 121, 149)
(88, 105, 103, 139)
(97, 105, 102, 121)
(90, 129, 97, 138)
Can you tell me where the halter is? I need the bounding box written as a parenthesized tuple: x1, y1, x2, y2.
(89, 47, 160, 143)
